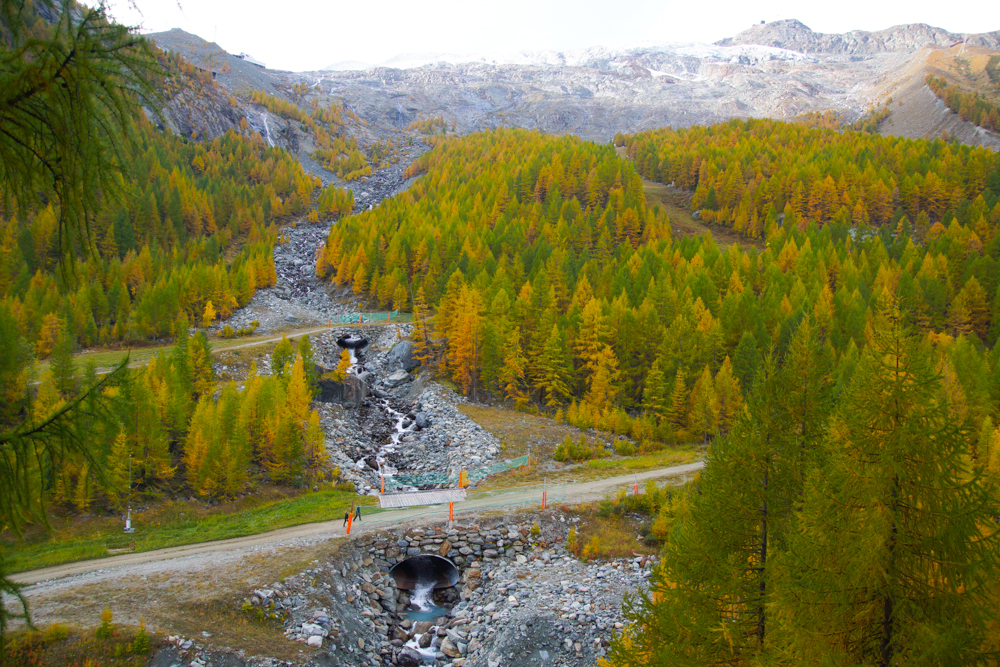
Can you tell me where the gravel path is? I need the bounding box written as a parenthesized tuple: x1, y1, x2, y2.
(12, 462, 702, 588)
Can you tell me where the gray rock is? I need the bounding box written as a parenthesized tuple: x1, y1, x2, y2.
(387, 340, 421, 372)
(385, 370, 412, 388)
(414, 412, 431, 429)
(397, 647, 423, 666)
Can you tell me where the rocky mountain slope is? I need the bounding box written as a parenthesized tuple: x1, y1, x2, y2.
(718, 19, 1000, 54)
(147, 19, 1000, 192)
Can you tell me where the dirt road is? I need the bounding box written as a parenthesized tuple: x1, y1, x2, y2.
(13, 461, 702, 587)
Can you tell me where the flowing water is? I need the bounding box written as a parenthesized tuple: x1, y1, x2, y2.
(403, 581, 448, 662)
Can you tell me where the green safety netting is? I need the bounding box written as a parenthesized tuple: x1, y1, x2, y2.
(466, 455, 530, 483)
(332, 311, 401, 324)
(384, 454, 530, 491)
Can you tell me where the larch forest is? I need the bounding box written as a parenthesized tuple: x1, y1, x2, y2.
(2, 1, 1000, 666)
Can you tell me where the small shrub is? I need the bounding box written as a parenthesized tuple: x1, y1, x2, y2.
(554, 434, 609, 462)
(96, 605, 114, 639)
(566, 526, 578, 554)
(614, 440, 637, 456)
(580, 535, 602, 562)
(530, 521, 541, 536)
(42, 623, 69, 642)
(133, 618, 150, 654)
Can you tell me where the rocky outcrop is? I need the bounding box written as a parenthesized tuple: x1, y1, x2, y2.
(718, 19, 1000, 55)
(387, 340, 421, 372)
(318, 374, 368, 406)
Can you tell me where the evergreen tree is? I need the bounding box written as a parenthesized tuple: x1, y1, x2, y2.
(666, 370, 688, 436)
(584, 345, 619, 408)
(641, 356, 670, 421)
(498, 327, 529, 408)
(271, 335, 295, 379)
(687, 365, 718, 443)
(713, 356, 743, 434)
(534, 324, 573, 407)
(297, 335, 319, 397)
(49, 329, 78, 399)
(771, 299, 1000, 666)
(609, 355, 797, 667)
(188, 331, 215, 399)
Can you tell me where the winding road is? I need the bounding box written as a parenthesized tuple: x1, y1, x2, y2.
(12, 461, 702, 587)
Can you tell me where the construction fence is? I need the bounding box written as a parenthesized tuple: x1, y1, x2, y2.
(365, 481, 569, 526)
(383, 454, 530, 492)
(329, 311, 407, 325)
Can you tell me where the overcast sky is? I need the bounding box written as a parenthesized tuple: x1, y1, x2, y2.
(106, 0, 999, 72)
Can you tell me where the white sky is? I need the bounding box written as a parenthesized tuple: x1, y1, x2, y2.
(106, 0, 999, 72)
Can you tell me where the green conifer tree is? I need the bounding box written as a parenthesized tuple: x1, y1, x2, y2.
(772, 299, 1000, 666)
(271, 334, 295, 379)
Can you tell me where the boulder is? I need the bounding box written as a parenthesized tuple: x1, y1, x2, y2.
(385, 370, 412, 388)
(398, 648, 423, 667)
(301, 623, 327, 637)
(306, 635, 323, 647)
(440, 637, 462, 658)
(387, 340, 421, 372)
(414, 412, 431, 429)
(317, 375, 367, 406)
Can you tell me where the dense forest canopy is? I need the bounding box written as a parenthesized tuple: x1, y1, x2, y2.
(0, 118, 358, 352)
(619, 117, 1000, 236)
(321, 125, 1000, 449)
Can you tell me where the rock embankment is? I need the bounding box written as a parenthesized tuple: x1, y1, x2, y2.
(302, 324, 502, 495)
(236, 512, 654, 667)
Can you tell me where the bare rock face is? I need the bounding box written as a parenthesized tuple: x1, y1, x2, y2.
(318, 374, 367, 406)
(718, 19, 1000, 54)
(149, 20, 1000, 168)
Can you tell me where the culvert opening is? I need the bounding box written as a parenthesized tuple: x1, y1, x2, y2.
(389, 554, 459, 591)
(336, 334, 369, 350)
(390, 555, 459, 625)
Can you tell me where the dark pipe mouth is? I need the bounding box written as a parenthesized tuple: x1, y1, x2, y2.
(389, 555, 459, 591)
(337, 335, 369, 350)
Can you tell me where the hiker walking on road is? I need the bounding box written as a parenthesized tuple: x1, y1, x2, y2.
(343, 508, 350, 527)
(354, 505, 362, 523)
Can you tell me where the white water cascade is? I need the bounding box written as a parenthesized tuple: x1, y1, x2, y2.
(403, 581, 443, 663)
(261, 112, 275, 147)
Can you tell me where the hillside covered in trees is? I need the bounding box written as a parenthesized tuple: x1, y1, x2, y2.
(316, 116, 1000, 667)
(321, 124, 1000, 448)
(0, 118, 356, 354)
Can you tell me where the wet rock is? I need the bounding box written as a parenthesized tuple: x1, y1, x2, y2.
(398, 647, 423, 666)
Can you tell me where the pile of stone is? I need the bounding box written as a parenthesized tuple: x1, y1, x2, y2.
(240, 512, 653, 667)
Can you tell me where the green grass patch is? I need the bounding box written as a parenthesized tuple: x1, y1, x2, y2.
(584, 448, 700, 472)
(3, 488, 379, 574)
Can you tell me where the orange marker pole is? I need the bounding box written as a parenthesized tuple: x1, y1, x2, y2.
(448, 502, 454, 521)
(388, 311, 391, 323)
(380, 476, 384, 493)
(336, 313, 339, 324)
(542, 490, 547, 509)
(346, 512, 353, 535)
(328, 317, 331, 328)
(634, 483, 639, 496)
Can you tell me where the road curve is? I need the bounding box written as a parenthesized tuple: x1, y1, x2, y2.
(12, 461, 703, 587)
